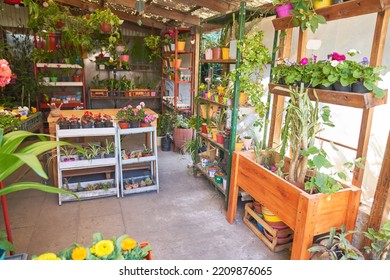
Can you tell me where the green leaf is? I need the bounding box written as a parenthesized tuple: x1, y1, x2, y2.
(313, 155, 333, 169)
(337, 172, 347, 181)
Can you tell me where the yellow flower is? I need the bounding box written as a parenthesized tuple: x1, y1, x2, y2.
(33, 253, 61, 260)
(20, 115, 27, 121)
(71, 247, 88, 260)
(121, 237, 137, 251)
(31, 107, 37, 113)
(93, 240, 114, 257)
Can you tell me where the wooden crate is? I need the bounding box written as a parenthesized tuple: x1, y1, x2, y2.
(90, 89, 108, 97)
(243, 203, 293, 253)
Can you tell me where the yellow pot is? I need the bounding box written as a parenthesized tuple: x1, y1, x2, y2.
(239, 91, 248, 105)
(313, 0, 332, 9)
(212, 129, 218, 141)
(177, 41, 186, 51)
(235, 142, 244, 151)
(221, 47, 230, 59)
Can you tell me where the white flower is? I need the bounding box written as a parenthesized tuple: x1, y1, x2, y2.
(330, 60, 340, 67)
(347, 49, 360, 57)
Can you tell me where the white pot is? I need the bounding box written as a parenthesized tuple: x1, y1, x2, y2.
(204, 49, 213, 60)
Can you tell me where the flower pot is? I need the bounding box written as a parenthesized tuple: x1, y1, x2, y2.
(161, 136, 171, 151)
(239, 92, 248, 105)
(317, 84, 334, 90)
(48, 33, 58, 52)
(212, 47, 222, 60)
(120, 54, 130, 63)
(253, 201, 262, 214)
(242, 138, 252, 150)
(235, 142, 243, 151)
(118, 121, 129, 129)
(221, 47, 230, 59)
(94, 122, 104, 128)
(129, 120, 140, 128)
(204, 48, 213, 60)
(177, 41, 186, 51)
(140, 122, 151, 127)
(216, 133, 224, 144)
(100, 23, 112, 33)
(50, 76, 58, 83)
(223, 137, 230, 149)
(72, 75, 81, 82)
(175, 59, 182, 68)
(333, 81, 351, 92)
(50, 109, 61, 117)
(313, 0, 332, 9)
(42, 77, 50, 83)
(170, 43, 175, 51)
(352, 81, 370, 93)
(104, 121, 113, 127)
(275, 3, 294, 18)
(214, 172, 224, 184)
(81, 122, 93, 129)
(69, 122, 80, 129)
(59, 123, 70, 129)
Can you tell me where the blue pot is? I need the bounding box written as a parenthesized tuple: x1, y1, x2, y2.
(257, 222, 264, 233)
(0, 248, 6, 260)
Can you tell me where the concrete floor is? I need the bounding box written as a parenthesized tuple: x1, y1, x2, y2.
(1, 149, 290, 260)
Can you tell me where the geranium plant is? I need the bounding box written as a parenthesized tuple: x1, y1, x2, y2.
(32, 232, 151, 260)
(0, 59, 12, 87)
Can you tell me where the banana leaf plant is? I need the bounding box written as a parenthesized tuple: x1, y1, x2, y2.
(0, 129, 78, 198)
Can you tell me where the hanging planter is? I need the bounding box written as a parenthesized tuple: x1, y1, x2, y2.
(275, 3, 294, 18)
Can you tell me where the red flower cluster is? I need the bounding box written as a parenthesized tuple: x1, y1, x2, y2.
(328, 52, 346, 61)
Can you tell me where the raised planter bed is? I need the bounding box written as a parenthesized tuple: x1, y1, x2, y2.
(61, 179, 117, 202)
(226, 150, 361, 260)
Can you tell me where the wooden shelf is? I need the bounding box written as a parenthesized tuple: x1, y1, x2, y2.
(43, 82, 83, 86)
(272, 0, 390, 30)
(195, 163, 226, 196)
(201, 59, 237, 64)
(36, 63, 82, 69)
(90, 96, 160, 100)
(198, 97, 229, 108)
(40, 102, 83, 109)
(269, 84, 388, 109)
(198, 132, 230, 154)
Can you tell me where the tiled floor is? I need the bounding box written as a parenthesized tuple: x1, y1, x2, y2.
(1, 150, 290, 260)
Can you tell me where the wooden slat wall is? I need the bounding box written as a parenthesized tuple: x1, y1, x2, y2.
(0, 4, 29, 28)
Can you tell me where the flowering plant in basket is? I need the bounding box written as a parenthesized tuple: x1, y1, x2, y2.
(32, 232, 151, 260)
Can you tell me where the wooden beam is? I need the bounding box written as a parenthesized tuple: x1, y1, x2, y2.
(364, 131, 390, 256)
(353, 9, 390, 187)
(178, 0, 236, 13)
(112, 0, 200, 26)
(55, 0, 164, 29)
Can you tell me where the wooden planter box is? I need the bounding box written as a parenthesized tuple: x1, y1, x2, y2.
(226, 150, 361, 260)
(90, 89, 108, 97)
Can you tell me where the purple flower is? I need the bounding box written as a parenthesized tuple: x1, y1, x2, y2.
(300, 57, 309, 65)
(313, 55, 317, 63)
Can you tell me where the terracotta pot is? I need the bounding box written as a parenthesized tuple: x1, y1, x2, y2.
(72, 75, 81, 82)
(118, 121, 129, 129)
(48, 33, 58, 52)
(173, 127, 193, 152)
(120, 54, 130, 63)
(140, 122, 151, 127)
(139, 242, 153, 260)
(212, 47, 222, 60)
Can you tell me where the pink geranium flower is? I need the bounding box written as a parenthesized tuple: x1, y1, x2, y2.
(0, 59, 12, 87)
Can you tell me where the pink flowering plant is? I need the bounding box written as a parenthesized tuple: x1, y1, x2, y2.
(143, 112, 155, 124)
(0, 59, 12, 87)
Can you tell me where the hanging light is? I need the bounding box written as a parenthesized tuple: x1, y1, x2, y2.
(135, 0, 145, 15)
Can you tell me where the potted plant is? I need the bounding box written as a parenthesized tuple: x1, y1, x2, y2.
(142, 144, 153, 157)
(173, 115, 193, 153)
(93, 113, 104, 128)
(289, 0, 327, 33)
(144, 177, 153, 186)
(103, 114, 114, 127)
(116, 107, 131, 129)
(102, 139, 115, 158)
(80, 110, 94, 128)
(144, 34, 162, 61)
(60, 146, 79, 162)
(308, 225, 364, 260)
(177, 32, 188, 51)
(57, 115, 70, 129)
(69, 114, 80, 129)
(89, 8, 123, 33)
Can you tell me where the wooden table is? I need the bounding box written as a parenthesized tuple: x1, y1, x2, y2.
(47, 108, 158, 187)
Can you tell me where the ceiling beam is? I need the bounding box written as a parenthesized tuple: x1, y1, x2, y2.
(54, 0, 165, 29)
(112, 0, 200, 26)
(178, 0, 237, 13)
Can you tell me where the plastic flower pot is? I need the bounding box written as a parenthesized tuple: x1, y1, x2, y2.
(216, 133, 224, 144)
(177, 41, 186, 51)
(120, 54, 130, 63)
(212, 47, 222, 59)
(118, 121, 129, 129)
(221, 48, 230, 59)
(313, 0, 332, 9)
(204, 49, 213, 60)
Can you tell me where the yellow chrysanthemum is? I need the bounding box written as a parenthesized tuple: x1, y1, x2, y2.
(71, 247, 88, 260)
(20, 115, 27, 120)
(93, 240, 114, 257)
(121, 237, 137, 251)
(33, 253, 61, 260)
